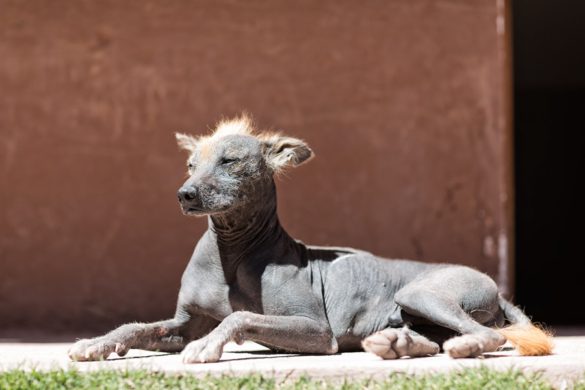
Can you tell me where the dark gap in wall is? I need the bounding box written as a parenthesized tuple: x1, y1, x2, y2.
(513, 0, 585, 324)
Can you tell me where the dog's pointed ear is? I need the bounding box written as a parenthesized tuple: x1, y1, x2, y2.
(175, 133, 198, 152)
(262, 134, 314, 171)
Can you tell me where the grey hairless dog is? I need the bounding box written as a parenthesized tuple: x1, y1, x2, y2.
(69, 115, 552, 363)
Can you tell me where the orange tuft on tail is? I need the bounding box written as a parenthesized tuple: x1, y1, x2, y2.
(496, 323, 554, 356)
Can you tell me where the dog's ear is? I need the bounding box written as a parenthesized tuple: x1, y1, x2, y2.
(262, 134, 314, 171)
(175, 133, 198, 152)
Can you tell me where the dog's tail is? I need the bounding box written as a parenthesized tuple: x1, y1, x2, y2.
(495, 295, 554, 356)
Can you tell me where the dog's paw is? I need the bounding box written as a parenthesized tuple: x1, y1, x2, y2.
(181, 336, 224, 364)
(443, 334, 485, 358)
(68, 338, 127, 362)
(362, 327, 438, 359)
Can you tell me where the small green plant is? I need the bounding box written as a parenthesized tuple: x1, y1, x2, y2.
(0, 367, 577, 390)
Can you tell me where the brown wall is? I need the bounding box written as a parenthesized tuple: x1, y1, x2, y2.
(0, 0, 512, 334)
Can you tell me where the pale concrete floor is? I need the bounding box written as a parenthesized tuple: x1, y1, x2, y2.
(1, 336, 585, 387)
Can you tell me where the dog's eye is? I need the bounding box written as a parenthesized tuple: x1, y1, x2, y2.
(221, 157, 239, 165)
(187, 162, 195, 169)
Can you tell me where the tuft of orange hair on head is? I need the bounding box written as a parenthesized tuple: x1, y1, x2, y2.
(496, 323, 554, 356)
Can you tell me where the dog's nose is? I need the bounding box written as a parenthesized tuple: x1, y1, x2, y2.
(177, 187, 197, 202)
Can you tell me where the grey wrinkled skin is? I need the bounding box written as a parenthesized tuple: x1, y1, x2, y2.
(69, 122, 530, 363)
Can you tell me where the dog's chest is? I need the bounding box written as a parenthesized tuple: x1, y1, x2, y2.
(186, 254, 319, 319)
(190, 266, 284, 317)
(226, 281, 263, 313)
(224, 262, 314, 316)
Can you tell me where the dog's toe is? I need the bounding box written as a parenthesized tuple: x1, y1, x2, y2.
(363, 327, 440, 359)
(443, 335, 484, 358)
(181, 337, 223, 364)
(362, 332, 399, 359)
(362, 327, 413, 359)
(68, 338, 117, 361)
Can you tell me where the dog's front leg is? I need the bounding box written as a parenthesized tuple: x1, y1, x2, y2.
(68, 318, 186, 361)
(68, 314, 218, 361)
(181, 311, 337, 363)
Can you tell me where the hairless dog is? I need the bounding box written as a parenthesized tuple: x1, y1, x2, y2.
(69, 115, 552, 363)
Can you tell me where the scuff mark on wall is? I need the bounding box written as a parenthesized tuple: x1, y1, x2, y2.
(497, 231, 509, 296)
(483, 235, 496, 258)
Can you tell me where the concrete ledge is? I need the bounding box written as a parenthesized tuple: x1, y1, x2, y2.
(1, 337, 584, 387)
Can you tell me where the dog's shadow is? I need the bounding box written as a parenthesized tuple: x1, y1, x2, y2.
(102, 348, 300, 363)
(99, 346, 518, 363)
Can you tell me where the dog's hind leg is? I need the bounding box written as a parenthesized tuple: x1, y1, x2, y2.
(362, 326, 440, 359)
(393, 267, 507, 358)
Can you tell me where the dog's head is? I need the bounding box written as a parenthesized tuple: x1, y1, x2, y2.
(175, 114, 313, 216)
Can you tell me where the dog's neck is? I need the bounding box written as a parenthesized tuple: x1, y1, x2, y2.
(208, 177, 295, 279)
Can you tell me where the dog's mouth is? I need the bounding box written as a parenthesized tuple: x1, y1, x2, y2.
(179, 203, 206, 215)
(183, 207, 206, 216)
(180, 202, 237, 217)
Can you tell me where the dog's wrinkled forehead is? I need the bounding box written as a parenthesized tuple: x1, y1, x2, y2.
(197, 134, 261, 163)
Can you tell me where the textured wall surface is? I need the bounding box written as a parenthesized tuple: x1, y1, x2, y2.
(0, 0, 512, 333)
